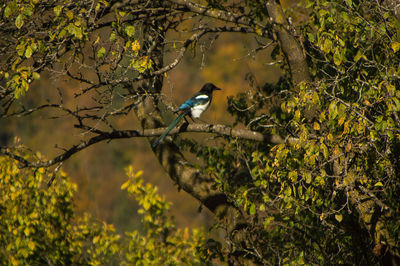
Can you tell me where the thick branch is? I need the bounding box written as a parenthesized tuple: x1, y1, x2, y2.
(265, 1, 311, 85)
(151, 122, 284, 143)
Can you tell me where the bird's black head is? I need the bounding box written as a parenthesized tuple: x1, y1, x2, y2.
(200, 83, 221, 93)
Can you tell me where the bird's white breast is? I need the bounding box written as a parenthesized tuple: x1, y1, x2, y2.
(191, 102, 210, 118)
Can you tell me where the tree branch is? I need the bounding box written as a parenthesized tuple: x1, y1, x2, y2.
(265, 0, 311, 85)
(153, 25, 256, 77)
(168, 0, 265, 29)
(0, 123, 287, 168)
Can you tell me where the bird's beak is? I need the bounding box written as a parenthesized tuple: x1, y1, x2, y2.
(215, 87, 221, 91)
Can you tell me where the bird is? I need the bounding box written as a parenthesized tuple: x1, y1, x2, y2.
(152, 83, 221, 148)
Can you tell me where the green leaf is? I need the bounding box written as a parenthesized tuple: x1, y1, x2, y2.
(66, 23, 83, 39)
(16, 42, 27, 56)
(305, 172, 312, 184)
(307, 33, 314, 42)
(249, 203, 256, 215)
(4, 5, 13, 18)
(30, 42, 37, 51)
(333, 49, 342, 66)
(28, 240, 35, 250)
(25, 46, 33, 58)
(354, 50, 363, 62)
(37, 40, 46, 53)
(66, 10, 74, 20)
(97, 47, 106, 58)
(14, 85, 25, 99)
(32, 72, 40, 80)
(323, 39, 332, 54)
(54, 5, 63, 17)
(294, 109, 301, 122)
(321, 143, 329, 159)
(109, 32, 116, 42)
(124, 25, 135, 38)
(289, 170, 298, 182)
(15, 14, 24, 29)
(22, 6, 33, 17)
(59, 29, 67, 38)
(329, 101, 338, 120)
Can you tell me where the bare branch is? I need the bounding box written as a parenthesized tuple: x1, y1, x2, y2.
(168, 0, 266, 30)
(152, 26, 255, 77)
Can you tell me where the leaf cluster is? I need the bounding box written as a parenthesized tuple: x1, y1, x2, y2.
(0, 151, 212, 265)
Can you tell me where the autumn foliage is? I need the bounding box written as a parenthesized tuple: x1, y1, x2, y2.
(1, 0, 400, 264)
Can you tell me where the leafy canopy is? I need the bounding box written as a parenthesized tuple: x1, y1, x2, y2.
(1, 0, 400, 264)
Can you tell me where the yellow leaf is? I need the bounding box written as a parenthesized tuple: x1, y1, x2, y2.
(364, 98, 371, 106)
(305, 173, 312, 184)
(20, 70, 29, 80)
(93, 235, 100, 244)
(338, 117, 345, 126)
(321, 143, 329, 159)
(30, 212, 39, 219)
(374, 181, 383, 187)
(183, 227, 189, 240)
(327, 133, 333, 142)
(66, 11, 74, 20)
(32, 72, 40, 80)
(255, 26, 263, 36)
(121, 180, 130, 190)
(392, 42, 400, 53)
(93, 36, 100, 45)
(333, 146, 341, 156)
(378, 80, 385, 92)
(140, 56, 149, 67)
(135, 170, 143, 177)
(28, 241, 35, 250)
(335, 214, 343, 222)
(313, 122, 320, 130)
(387, 84, 395, 94)
(131, 40, 140, 53)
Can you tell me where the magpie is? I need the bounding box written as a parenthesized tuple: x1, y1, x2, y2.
(152, 83, 221, 148)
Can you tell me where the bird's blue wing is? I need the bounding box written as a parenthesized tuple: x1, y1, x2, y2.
(177, 93, 209, 111)
(177, 98, 195, 110)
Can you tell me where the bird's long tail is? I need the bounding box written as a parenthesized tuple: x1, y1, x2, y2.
(152, 111, 187, 148)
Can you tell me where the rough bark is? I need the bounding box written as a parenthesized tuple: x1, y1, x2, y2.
(266, 0, 311, 85)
